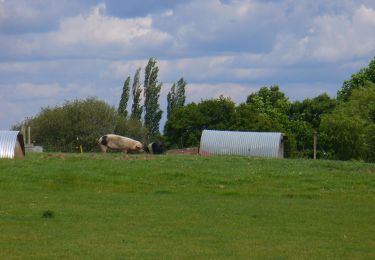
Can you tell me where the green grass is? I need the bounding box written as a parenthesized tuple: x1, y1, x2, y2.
(0, 153, 374, 259)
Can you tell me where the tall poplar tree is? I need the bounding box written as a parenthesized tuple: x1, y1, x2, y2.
(143, 58, 163, 138)
(167, 77, 186, 119)
(130, 68, 143, 121)
(167, 83, 176, 120)
(176, 77, 186, 107)
(118, 76, 130, 118)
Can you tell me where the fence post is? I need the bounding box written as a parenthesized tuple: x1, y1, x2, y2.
(28, 126, 31, 145)
(313, 130, 317, 160)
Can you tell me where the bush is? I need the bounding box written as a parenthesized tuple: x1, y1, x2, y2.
(26, 98, 117, 152)
(114, 117, 148, 144)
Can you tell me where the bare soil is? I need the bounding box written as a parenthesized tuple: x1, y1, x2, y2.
(166, 147, 199, 155)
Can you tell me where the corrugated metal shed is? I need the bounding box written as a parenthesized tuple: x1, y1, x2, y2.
(0, 131, 25, 159)
(199, 130, 285, 158)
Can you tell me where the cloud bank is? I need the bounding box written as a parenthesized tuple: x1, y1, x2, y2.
(0, 0, 375, 129)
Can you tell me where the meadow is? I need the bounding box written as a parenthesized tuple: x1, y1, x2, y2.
(0, 153, 374, 259)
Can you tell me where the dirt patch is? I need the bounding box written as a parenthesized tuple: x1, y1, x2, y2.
(112, 155, 154, 161)
(43, 153, 66, 159)
(40, 153, 154, 161)
(166, 147, 199, 155)
(39, 150, 202, 160)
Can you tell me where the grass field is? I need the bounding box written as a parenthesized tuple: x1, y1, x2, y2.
(0, 153, 375, 259)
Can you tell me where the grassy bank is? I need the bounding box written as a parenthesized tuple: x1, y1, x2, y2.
(0, 153, 374, 259)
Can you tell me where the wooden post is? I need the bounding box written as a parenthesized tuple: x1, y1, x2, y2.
(28, 126, 31, 145)
(313, 130, 317, 160)
(21, 125, 26, 144)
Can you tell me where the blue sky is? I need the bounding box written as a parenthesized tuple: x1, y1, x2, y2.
(1, 0, 375, 130)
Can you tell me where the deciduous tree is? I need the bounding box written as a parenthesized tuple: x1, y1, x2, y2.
(321, 82, 375, 161)
(337, 57, 375, 101)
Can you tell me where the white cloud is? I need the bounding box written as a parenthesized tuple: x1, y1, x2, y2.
(0, 83, 63, 129)
(1, 0, 375, 131)
(0, 1, 39, 23)
(185, 83, 255, 104)
(15, 83, 62, 98)
(157, 55, 275, 82)
(0, 0, 89, 35)
(3, 1, 375, 63)
(162, 9, 174, 17)
(0, 3, 174, 59)
(0, 62, 29, 72)
(0, 82, 97, 102)
(0, 81, 105, 129)
(275, 4, 375, 63)
(107, 59, 149, 79)
(281, 82, 338, 101)
(55, 4, 170, 47)
(157, 0, 284, 54)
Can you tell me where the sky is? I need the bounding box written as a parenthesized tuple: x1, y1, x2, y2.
(1, 0, 375, 130)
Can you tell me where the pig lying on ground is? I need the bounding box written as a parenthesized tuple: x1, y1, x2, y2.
(98, 134, 144, 153)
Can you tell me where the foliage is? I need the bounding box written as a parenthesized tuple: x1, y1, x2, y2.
(246, 85, 291, 132)
(164, 103, 202, 148)
(11, 57, 375, 161)
(231, 103, 274, 132)
(167, 77, 187, 120)
(246, 85, 290, 114)
(16, 98, 147, 152)
(143, 58, 163, 140)
(118, 76, 130, 118)
(320, 82, 375, 161)
(337, 57, 375, 101)
(130, 68, 143, 121)
(198, 95, 236, 130)
(176, 77, 186, 107)
(164, 96, 236, 148)
(244, 86, 299, 157)
(114, 117, 148, 143)
(289, 93, 336, 129)
(23, 98, 117, 152)
(287, 119, 314, 157)
(165, 93, 299, 156)
(1, 154, 375, 259)
(288, 93, 337, 158)
(166, 83, 176, 120)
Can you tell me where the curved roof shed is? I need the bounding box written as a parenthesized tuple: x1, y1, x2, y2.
(199, 130, 285, 158)
(0, 131, 25, 159)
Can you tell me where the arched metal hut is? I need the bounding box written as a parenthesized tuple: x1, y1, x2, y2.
(199, 130, 285, 158)
(0, 131, 25, 159)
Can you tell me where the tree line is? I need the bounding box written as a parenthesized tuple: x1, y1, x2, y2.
(165, 57, 375, 162)
(15, 58, 185, 152)
(15, 57, 375, 162)
(116, 57, 186, 140)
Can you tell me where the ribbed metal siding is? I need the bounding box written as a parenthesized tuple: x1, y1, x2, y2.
(200, 130, 284, 158)
(0, 131, 20, 159)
